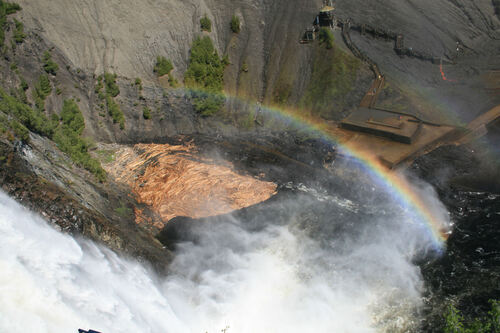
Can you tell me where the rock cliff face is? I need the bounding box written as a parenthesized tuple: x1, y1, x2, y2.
(335, 0, 500, 122)
(15, 0, 320, 101)
(15, 0, 500, 122)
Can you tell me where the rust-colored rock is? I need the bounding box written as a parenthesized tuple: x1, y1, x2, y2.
(103, 143, 277, 225)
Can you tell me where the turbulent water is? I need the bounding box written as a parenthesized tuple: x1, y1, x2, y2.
(0, 166, 451, 333)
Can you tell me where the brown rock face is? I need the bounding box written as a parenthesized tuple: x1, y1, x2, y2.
(104, 143, 277, 224)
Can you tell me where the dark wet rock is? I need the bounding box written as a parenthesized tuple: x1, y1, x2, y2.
(0, 138, 172, 272)
(410, 134, 500, 331)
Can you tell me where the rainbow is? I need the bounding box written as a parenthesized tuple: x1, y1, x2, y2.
(181, 88, 451, 247)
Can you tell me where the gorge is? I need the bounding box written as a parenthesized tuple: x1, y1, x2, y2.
(0, 0, 499, 332)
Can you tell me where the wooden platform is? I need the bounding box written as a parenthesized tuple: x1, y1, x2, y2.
(456, 105, 500, 144)
(335, 123, 456, 168)
(335, 105, 500, 169)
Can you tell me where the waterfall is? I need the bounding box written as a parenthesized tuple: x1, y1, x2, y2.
(0, 172, 448, 332)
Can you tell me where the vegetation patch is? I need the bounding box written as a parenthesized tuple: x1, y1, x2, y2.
(42, 51, 58, 75)
(59, 98, 84, 134)
(0, 3, 105, 181)
(444, 300, 499, 332)
(273, 80, 292, 105)
(95, 75, 105, 99)
(95, 149, 116, 164)
(142, 106, 151, 120)
(14, 77, 28, 103)
(104, 72, 120, 97)
(0, 87, 54, 139)
(154, 57, 178, 87)
(32, 74, 52, 111)
(53, 99, 106, 182)
(200, 15, 212, 32)
(12, 18, 24, 44)
(0, 1, 21, 48)
(241, 61, 248, 73)
(106, 95, 124, 129)
(114, 201, 132, 217)
(8, 119, 28, 141)
(318, 27, 334, 49)
(95, 73, 124, 129)
(154, 56, 173, 77)
(0, 89, 105, 181)
(184, 36, 226, 116)
(134, 78, 143, 91)
(230, 15, 240, 33)
(300, 42, 360, 119)
(168, 74, 178, 88)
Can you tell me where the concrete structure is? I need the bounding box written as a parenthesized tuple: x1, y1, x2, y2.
(341, 108, 422, 144)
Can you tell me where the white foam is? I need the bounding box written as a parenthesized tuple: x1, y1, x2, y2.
(0, 173, 446, 333)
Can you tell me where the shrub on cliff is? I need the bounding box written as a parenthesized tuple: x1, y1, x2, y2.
(153, 56, 173, 77)
(318, 27, 334, 49)
(200, 15, 212, 32)
(37, 74, 52, 97)
(2, 2, 21, 14)
(42, 51, 59, 75)
(9, 119, 29, 142)
(0, 88, 54, 138)
(230, 15, 240, 33)
(98, 73, 124, 129)
(300, 44, 360, 118)
(60, 99, 85, 135)
(106, 95, 124, 129)
(32, 74, 52, 111)
(53, 124, 106, 182)
(53, 99, 106, 182)
(142, 106, 151, 119)
(104, 72, 120, 97)
(0, 1, 21, 47)
(13, 19, 25, 44)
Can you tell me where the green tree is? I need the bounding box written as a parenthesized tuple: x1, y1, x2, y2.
(184, 36, 225, 92)
(134, 77, 143, 90)
(0, 1, 22, 47)
(32, 74, 52, 112)
(104, 72, 120, 97)
(184, 36, 227, 116)
(0, 88, 54, 138)
(37, 74, 52, 97)
(200, 15, 212, 32)
(230, 15, 240, 33)
(142, 106, 151, 120)
(60, 99, 85, 135)
(106, 95, 124, 129)
(153, 56, 173, 77)
(42, 51, 59, 75)
(13, 19, 25, 43)
(0, 87, 105, 181)
(9, 119, 29, 142)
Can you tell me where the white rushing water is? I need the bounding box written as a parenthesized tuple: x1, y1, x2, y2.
(0, 181, 447, 333)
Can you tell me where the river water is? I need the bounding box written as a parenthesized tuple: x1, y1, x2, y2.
(0, 155, 460, 333)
